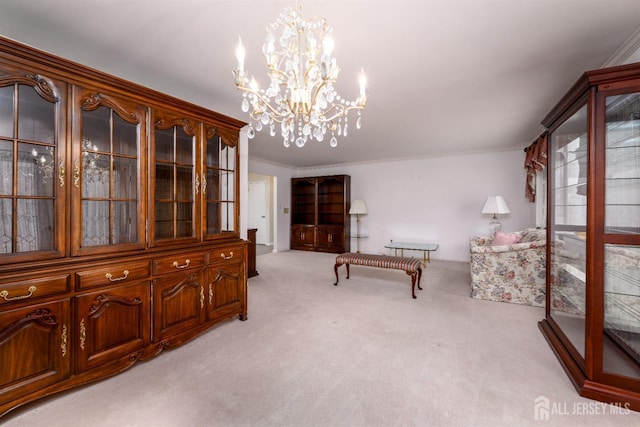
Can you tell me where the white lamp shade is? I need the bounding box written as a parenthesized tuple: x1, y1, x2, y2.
(481, 196, 510, 215)
(349, 199, 368, 215)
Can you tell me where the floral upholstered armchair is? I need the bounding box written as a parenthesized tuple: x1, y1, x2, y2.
(469, 228, 546, 307)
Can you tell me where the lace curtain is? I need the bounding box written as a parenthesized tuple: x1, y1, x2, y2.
(0, 151, 51, 253)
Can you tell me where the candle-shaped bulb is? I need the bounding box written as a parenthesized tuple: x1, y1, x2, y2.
(249, 77, 259, 91)
(322, 35, 334, 57)
(236, 37, 246, 72)
(359, 70, 367, 98)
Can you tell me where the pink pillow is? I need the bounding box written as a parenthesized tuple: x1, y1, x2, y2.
(491, 232, 521, 246)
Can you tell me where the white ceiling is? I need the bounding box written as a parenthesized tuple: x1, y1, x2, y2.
(1, 0, 640, 168)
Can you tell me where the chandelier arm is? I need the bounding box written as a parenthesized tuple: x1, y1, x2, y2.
(301, 79, 328, 121)
(237, 81, 290, 121)
(318, 104, 346, 123)
(320, 104, 366, 123)
(268, 65, 289, 85)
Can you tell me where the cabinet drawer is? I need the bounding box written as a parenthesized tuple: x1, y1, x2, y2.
(0, 274, 70, 306)
(76, 261, 150, 290)
(153, 253, 206, 275)
(210, 246, 244, 264)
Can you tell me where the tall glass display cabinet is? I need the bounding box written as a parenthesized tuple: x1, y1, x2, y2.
(0, 36, 247, 418)
(539, 61, 640, 410)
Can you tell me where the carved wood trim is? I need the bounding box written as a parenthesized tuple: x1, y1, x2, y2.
(0, 73, 59, 102)
(81, 92, 141, 124)
(0, 308, 57, 342)
(161, 274, 200, 298)
(211, 269, 240, 283)
(88, 294, 143, 317)
(154, 117, 197, 136)
(204, 125, 239, 147)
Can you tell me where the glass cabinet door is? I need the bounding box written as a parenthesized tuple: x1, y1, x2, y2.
(0, 75, 65, 263)
(73, 90, 146, 255)
(601, 90, 640, 380)
(203, 126, 237, 239)
(152, 116, 197, 243)
(548, 101, 589, 361)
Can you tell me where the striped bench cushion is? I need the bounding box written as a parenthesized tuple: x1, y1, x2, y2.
(335, 253, 422, 273)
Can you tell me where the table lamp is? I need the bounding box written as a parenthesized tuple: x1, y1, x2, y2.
(482, 196, 510, 234)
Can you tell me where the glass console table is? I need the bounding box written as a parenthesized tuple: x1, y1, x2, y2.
(384, 241, 439, 264)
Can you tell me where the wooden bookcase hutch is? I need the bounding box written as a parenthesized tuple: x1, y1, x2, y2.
(539, 61, 640, 411)
(0, 36, 248, 417)
(290, 174, 350, 253)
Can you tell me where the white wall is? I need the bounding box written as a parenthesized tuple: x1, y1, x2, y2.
(246, 148, 535, 262)
(296, 149, 534, 262)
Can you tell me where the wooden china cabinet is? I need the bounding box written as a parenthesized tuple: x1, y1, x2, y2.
(290, 175, 350, 253)
(0, 36, 247, 417)
(539, 61, 640, 411)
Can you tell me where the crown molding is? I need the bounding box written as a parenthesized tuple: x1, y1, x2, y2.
(602, 26, 640, 67)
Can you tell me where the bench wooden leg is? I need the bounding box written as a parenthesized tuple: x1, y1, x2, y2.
(410, 272, 417, 299)
(334, 263, 351, 286)
(417, 267, 423, 291)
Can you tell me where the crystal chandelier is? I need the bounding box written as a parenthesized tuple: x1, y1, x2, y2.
(232, 0, 367, 148)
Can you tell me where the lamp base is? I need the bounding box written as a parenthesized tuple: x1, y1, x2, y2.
(489, 217, 502, 235)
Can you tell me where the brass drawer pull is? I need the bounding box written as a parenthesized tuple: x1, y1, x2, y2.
(220, 251, 234, 260)
(173, 259, 191, 269)
(0, 285, 37, 301)
(105, 270, 129, 282)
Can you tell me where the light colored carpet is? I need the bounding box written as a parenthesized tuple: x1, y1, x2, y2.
(3, 250, 640, 426)
(256, 244, 273, 256)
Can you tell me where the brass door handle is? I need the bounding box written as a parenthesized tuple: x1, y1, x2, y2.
(58, 157, 65, 187)
(220, 252, 234, 260)
(61, 324, 68, 357)
(79, 318, 86, 350)
(201, 172, 207, 194)
(73, 158, 80, 188)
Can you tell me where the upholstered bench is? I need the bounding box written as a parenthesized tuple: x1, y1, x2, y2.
(333, 253, 423, 298)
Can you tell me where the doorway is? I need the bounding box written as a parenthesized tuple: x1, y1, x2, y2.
(248, 173, 275, 253)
